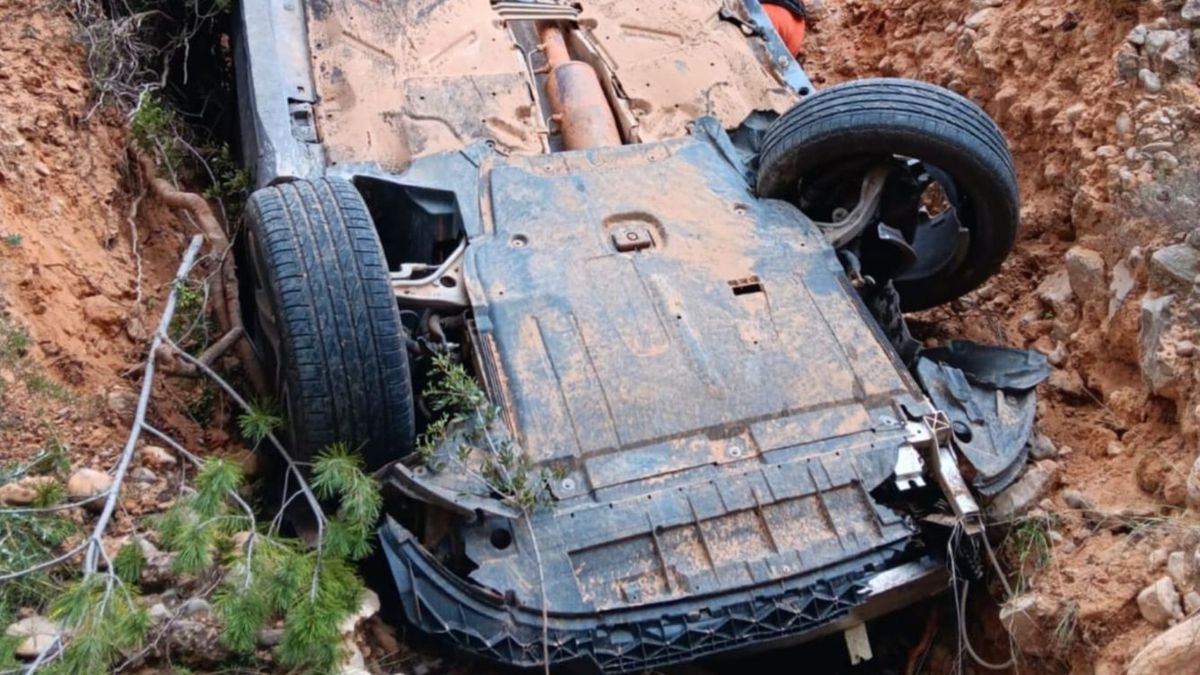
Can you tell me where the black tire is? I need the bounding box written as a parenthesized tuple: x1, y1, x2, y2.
(244, 178, 415, 468)
(757, 78, 1019, 311)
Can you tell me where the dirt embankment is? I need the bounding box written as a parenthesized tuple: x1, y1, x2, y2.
(807, 0, 1200, 670)
(0, 7, 226, 478)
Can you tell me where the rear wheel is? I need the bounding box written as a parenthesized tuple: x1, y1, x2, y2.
(757, 78, 1019, 312)
(243, 178, 415, 468)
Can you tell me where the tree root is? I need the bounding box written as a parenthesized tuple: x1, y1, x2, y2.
(137, 153, 265, 391)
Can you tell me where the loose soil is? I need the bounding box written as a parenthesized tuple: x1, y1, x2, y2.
(2, 0, 1199, 673)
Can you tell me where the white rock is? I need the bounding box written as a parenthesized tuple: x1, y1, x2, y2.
(1146, 30, 1176, 57)
(140, 444, 177, 470)
(1139, 69, 1164, 93)
(1185, 592, 1200, 616)
(1184, 0, 1200, 25)
(1138, 576, 1184, 628)
(1036, 269, 1075, 317)
(0, 476, 57, 506)
(964, 8, 995, 29)
(1030, 433, 1058, 460)
(1127, 24, 1148, 46)
(5, 616, 62, 658)
(148, 603, 172, 623)
(1128, 613, 1200, 674)
(180, 597, 211, 618)
(66, 468, 113, 506)
(988, 461, 1059, 522)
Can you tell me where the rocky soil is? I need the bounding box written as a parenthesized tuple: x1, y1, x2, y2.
(806, 0, 1200, 671)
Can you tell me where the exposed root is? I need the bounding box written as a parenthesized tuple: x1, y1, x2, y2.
(137, 152, 265, 391)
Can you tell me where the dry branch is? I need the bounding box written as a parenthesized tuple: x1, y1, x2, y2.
(137, 153, 265, 391)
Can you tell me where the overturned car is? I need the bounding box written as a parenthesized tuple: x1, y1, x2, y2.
(233, 0, 1045, 671)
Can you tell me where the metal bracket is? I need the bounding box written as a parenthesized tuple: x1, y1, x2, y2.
(844, 623, 873, 665)
(391, 241, 470, 310)
(913, 415, 984, 535)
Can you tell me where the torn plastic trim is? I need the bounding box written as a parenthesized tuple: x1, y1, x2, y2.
(379, 517, 944, 673)
(385, 462, 519, 522)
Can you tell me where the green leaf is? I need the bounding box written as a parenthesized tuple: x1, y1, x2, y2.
(237, 399, 283, 444)
(113, 541, 146, 585)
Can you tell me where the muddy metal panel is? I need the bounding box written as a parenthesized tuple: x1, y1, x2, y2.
(436, 131, 935, 618)
(470, 136, 925, 482)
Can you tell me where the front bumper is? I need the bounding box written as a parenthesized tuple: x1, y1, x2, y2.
(380, 518, 948, 673)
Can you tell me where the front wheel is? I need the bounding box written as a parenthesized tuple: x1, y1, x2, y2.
(756, 78, 1019, 312)
(243, 177, 415, 468)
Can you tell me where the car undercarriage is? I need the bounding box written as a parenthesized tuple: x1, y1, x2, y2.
(233, 0, 1044, 671)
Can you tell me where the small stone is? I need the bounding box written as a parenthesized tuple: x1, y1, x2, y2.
(1184, 0, 1200, 25)
(1030, 433, 1059, 460)
(180, 598, 211, 618)
(1066, 246, 1106, 308)
(1162, 35, 1194, 76)
(1138, 576, 1184, 627)
(1168, 551, 1192, 591)
(1128, 24, 1149, 46)
(1049, 368, 1086, 396)
(140, 444, 177, 470)
(66, 468, 113, 505)
(148, 603, 171, 623)
(106, 388, 138, 418)
(1140, 69, 1164, 93)
(1037, 269, 1075, 317)
(1186, 228, 1200, 250)
(989, 461, 1060, 522)
(130, 466, 157, 483)
(0, 476, 56, 506)
(1146, 30, 1176, 58)
(1140, 295, 1178, 396)
(964, 8, 995, 29)
(1154, 151, 1181, 172)
(1152, 548, 1170, 568)
(1177, 341, 1196, 357)
(1185, 592, 1200, 615)
(1118, 50, 1141, 81)
(1062, 489, 1097, 512)
(1117, 111, 1134, 136)
(1152, 243, 1200, 291)
(5, 616, 62, 658)
(257, 627, 284, 647)
(1107, 440, 1126, 457)
(81, 295, 125, 328)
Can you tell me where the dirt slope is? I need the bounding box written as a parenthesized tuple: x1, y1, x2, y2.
(806, 0, 1200, 671)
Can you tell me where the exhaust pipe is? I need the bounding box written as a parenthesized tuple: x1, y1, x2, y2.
(537, 22, 621, 151)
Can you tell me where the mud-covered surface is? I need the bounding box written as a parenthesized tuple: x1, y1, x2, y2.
(308, 0, 798, 169)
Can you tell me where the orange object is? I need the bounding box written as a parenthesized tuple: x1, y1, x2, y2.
(537, 22, 622, 150)
(763, 3, 807, 55)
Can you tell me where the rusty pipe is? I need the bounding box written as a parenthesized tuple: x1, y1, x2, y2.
(537, 22, 621, 151)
